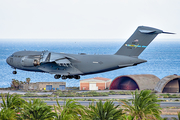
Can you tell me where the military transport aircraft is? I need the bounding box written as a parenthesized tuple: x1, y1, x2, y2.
(6, 26, 174, 79)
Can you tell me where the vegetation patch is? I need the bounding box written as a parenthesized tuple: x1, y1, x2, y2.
(159, 93, 180, 98)
(0, 90, 169, 120)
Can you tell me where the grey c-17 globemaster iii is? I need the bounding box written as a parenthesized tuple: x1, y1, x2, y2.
(6, 26, 174, 80)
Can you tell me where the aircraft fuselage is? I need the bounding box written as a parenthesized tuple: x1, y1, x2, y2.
(6, 51, 146, 76)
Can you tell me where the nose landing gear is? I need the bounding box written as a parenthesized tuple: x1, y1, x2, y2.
(12, 69, 17, 74)
(13, 71, 17, 74)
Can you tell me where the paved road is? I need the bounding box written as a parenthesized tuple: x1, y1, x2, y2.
(1, 90, 180, 100)
(17, 95, 132, 99)
(43, 101, 180, 107)
(0, 100, 179, 107)
(161, 115, 178, 119)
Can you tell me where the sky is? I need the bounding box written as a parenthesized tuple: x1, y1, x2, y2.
(0, 0, 180, 41)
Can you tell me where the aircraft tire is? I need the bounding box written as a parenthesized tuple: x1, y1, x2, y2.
(62, 75, 67, 80)
(74, 75, 80, 79)
(13, 71, 17, 74)
(67, 75, 73, 79)
(54, 75, 61, 79)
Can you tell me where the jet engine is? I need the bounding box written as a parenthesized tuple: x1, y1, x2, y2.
(21, 56, 40, 67)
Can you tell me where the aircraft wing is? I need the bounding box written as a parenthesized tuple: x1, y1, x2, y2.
(38, 52, 83, 75)
(38, 62, 83, 75)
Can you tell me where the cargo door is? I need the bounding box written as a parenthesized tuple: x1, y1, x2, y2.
(89, 83, 98, 90)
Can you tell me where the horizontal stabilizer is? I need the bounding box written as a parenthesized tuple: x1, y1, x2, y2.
(138, 27, 175, 34)
(162, 31, 175, 34)
(138, 26, 163, 34)
(139, 29, 157, 34)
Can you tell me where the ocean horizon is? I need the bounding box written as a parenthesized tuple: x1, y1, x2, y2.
(0, 39, 180, 88)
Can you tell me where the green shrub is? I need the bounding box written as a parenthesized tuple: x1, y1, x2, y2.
(86, 94, 93, 97)
(109, 91, 116, 95)
(66, 94, 75, 97)
(100, 92, 108, 96)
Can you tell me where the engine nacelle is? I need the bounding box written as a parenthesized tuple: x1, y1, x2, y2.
(21, 56, 40, 67)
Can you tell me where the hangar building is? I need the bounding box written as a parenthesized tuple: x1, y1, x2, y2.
(80, 77, 111, 90)
(109, 74, 180, 93)
(155, 75, 180, 93)
(109, 74, 160, 90)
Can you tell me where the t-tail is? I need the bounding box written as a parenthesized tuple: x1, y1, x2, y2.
(115, 26, 174, 57)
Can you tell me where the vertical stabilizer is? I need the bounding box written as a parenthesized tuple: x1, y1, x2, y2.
(115, 26, 171, 56)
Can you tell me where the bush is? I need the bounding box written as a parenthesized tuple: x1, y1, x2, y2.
(109, 91, 116, 95)
(100, 92, 108, 96)
(66, 94, 75, 97)
(86, 94, 94, 97)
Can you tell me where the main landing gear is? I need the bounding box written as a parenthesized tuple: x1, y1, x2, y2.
(54, 75, 61, 79)
(54, 75, 80, 80)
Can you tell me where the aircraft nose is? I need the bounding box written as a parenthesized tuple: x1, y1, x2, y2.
(6, 56, 11, 65)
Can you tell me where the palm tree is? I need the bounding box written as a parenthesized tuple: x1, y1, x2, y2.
(20, 81, 24, 84)
(120, 90, 162, 120)
(14, 80, 20, 89)
(11, 79, 20, 89)
(54, 99, 86, 120)
(1, 93, 25, 112)
(26, 78, 31, 84)
(11, 79, 16, 88)
(122, 115, 134, 120)
(20, 98, 56, 120)
(0, 108, 17, 120)
(87, 100, 124, 120)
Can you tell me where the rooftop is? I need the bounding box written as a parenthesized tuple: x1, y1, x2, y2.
(81, 77, 111, 81)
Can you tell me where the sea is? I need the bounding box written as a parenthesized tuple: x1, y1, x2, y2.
(0, 39, 180, 88)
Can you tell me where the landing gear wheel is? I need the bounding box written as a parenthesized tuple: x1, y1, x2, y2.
(68, 76, 73, 79)
(62, 75, 67, 80)
(74, 75, 80, 79)
(54, 75, 61, 79)
(13, 71, 17, 74)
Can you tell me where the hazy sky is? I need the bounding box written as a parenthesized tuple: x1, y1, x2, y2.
(0, 0, 179, 40)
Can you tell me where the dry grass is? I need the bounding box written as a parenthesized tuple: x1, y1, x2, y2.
(161, 108, 180, 115)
